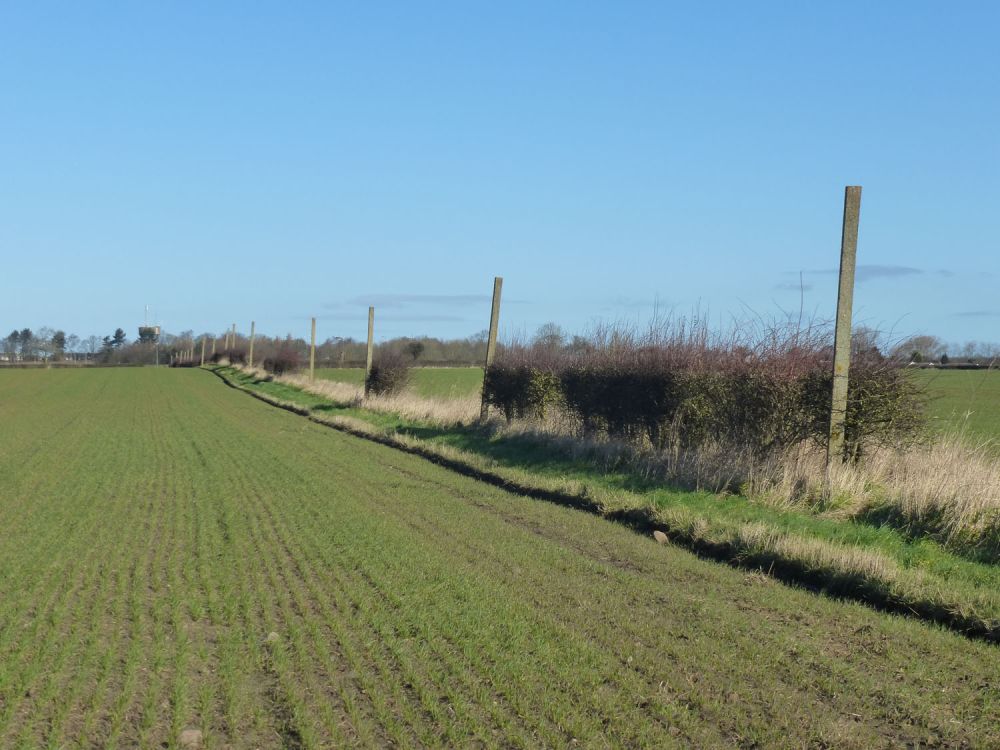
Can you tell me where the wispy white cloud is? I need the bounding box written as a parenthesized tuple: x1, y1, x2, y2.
(952, 310, 1000, 318)
(315, 312, 468, 322)
(340, 293, 490, 309)
(774, 281, 814, 292)
(785, 264, 951, 283)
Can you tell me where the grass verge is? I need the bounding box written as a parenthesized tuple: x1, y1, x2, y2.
(211, 365, 1000, 643)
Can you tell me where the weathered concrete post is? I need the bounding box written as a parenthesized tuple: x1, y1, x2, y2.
(200, 338, 206, 367)
(249, 321, 256, 368)
(364, 306, 375, 398)
(310, 317, 317, 381)
(827, 186, 862, 468)
(480, 276, 503, 421)
(231, 323, 237, 352)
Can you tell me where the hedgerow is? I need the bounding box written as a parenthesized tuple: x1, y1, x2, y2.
(483, 320, 925, 461)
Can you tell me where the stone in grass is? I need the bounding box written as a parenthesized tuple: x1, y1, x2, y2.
(652, 530, 669, 544)
(179, 728, 203, 749)
(265, 631, 280, 644)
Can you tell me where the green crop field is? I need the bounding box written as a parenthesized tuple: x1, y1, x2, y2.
(0, 368, 998, 748)
(316, 366, 483, 399)
(917, 369, 1000, 441)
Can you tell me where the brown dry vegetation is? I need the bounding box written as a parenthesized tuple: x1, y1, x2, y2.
(277, 370, 480, 425)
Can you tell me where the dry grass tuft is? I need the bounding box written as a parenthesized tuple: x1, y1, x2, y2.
(751, 432, 1000, 559)
(736, 522, 900, 583)
(275, 371, 481, 426)
(493, 407, 1000, 561)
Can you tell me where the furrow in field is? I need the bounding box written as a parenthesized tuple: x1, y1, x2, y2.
(232, 426, 564, 748)
(197, 378, 518, 745)
(209, 429, 660, 746)
(201, 382, 540, 748)
(286, 446, 712, 742)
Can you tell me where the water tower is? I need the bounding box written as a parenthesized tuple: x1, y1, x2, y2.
(138, 306, 160, 342)
(138, 306, 162, 365)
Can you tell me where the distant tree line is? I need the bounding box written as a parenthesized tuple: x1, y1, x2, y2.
(1, 325, 494, 367)
(889, 335, 1000, 367)
(4, 321, 998, 369)
(220, 330, 491, 368)
(2, 327, 132, 363)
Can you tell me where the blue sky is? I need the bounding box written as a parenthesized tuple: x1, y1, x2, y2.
(1, 2, 997, 345)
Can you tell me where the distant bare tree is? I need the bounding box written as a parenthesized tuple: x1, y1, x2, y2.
(533, 323, 566, 350)
(890, 335, 945, 363)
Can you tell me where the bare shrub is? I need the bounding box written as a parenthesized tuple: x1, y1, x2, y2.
(366, 349, 412, 397)
(263, 339, 300, 375)
(210, 348, 247, 365)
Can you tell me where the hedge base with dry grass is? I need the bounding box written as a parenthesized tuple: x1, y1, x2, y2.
(209, 348, 247, 366)
(484, 321, 924, 463)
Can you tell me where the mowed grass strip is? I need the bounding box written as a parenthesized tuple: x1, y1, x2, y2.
(0, 369, 998, 748)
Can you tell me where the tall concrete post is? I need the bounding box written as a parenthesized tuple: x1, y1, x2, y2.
(306, 317, 314, 380)
(231, 323, 237, 352)
(827, 186, 862, 467)
(249, 321, 256, 368)
(364, 306, 375, 398)
(480, 276, 503, 421)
